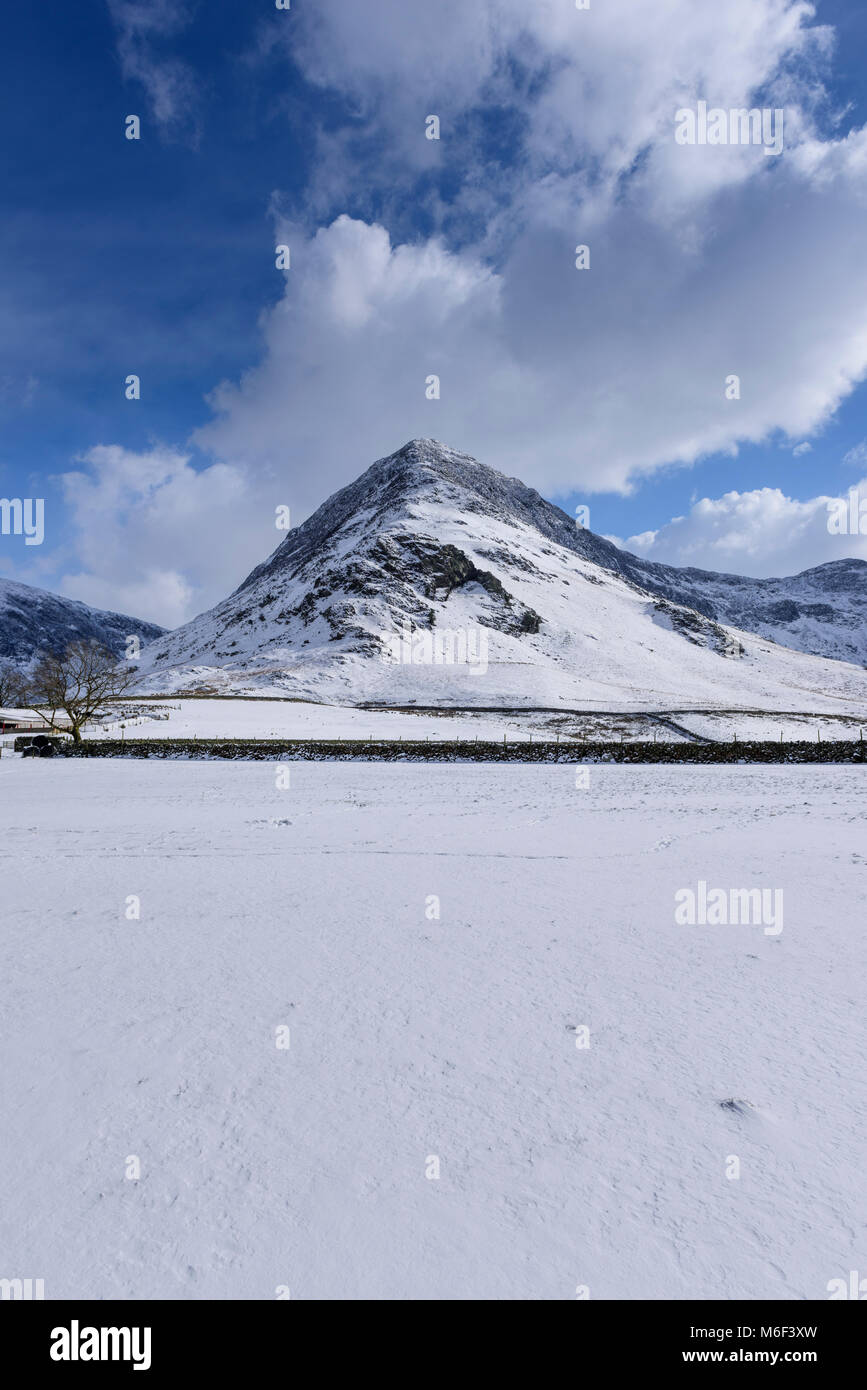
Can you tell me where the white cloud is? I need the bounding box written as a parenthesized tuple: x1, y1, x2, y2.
(194, 215, 509, 514)
(190, 0, 867, 506)
(196, 140, 867, 506)
(615, 480, 867, 576)
(55, 445, 283, 627)
(792, 442, 812, 456)
(284, 0, 832, 228)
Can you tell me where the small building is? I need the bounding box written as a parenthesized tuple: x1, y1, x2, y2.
(0, 709, 59, 734)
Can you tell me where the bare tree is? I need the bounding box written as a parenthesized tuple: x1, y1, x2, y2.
(0, 660, 26, 708)
(24, 641, 141, 744)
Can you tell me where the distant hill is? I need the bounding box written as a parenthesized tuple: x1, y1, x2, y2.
(0, 577, 165, 669)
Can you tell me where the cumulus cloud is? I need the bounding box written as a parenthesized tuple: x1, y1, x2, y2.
(55, 445, 283, 626)
(196, 135, 867, 506)
(283, 0, 832, 230)
(194, 215, 509, 515)
(192, 0, 867, 508)
(614, 478, 867, 576)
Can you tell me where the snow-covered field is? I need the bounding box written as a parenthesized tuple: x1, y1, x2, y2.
(29, 696, 867, 746)
(1, 758, 865, 1300)
(85, 698, 567, 744)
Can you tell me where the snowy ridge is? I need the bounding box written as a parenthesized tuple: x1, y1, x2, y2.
(601, 553, 867, 667)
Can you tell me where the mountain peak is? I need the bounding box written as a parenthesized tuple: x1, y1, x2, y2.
(386, 436, 464, 463)
(363, 437, 512, 494)
(361, 437, 480, 491)
(357, 436, 581, 539)
(233, 437, 570, 598)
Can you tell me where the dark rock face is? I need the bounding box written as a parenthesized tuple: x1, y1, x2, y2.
(651, 599, 743, 657)
(383, 539, 542, 637)
(0, 578, 165, 670)
(765, 601, 802, 623)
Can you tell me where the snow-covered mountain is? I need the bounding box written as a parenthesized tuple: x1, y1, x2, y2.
(0, 577, 165, 669)
(137, 439, 867, 713)
(585, 547, 867, 668)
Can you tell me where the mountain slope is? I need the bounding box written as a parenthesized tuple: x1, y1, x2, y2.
(137, 439, 867, 713)
(0, 577, 165, 669)
(578, 545, 867, 668)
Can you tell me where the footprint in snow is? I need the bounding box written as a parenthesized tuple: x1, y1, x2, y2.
(719, 1098, 756, 1118)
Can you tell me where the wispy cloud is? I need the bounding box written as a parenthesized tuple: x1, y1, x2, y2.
(843, 440, 867, 468)
(107, 0, 201, 139)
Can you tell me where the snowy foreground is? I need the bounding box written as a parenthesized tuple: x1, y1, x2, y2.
(1, 758, 865, 1300)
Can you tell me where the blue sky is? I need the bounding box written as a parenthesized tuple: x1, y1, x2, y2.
(2, 0, 867, 627)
